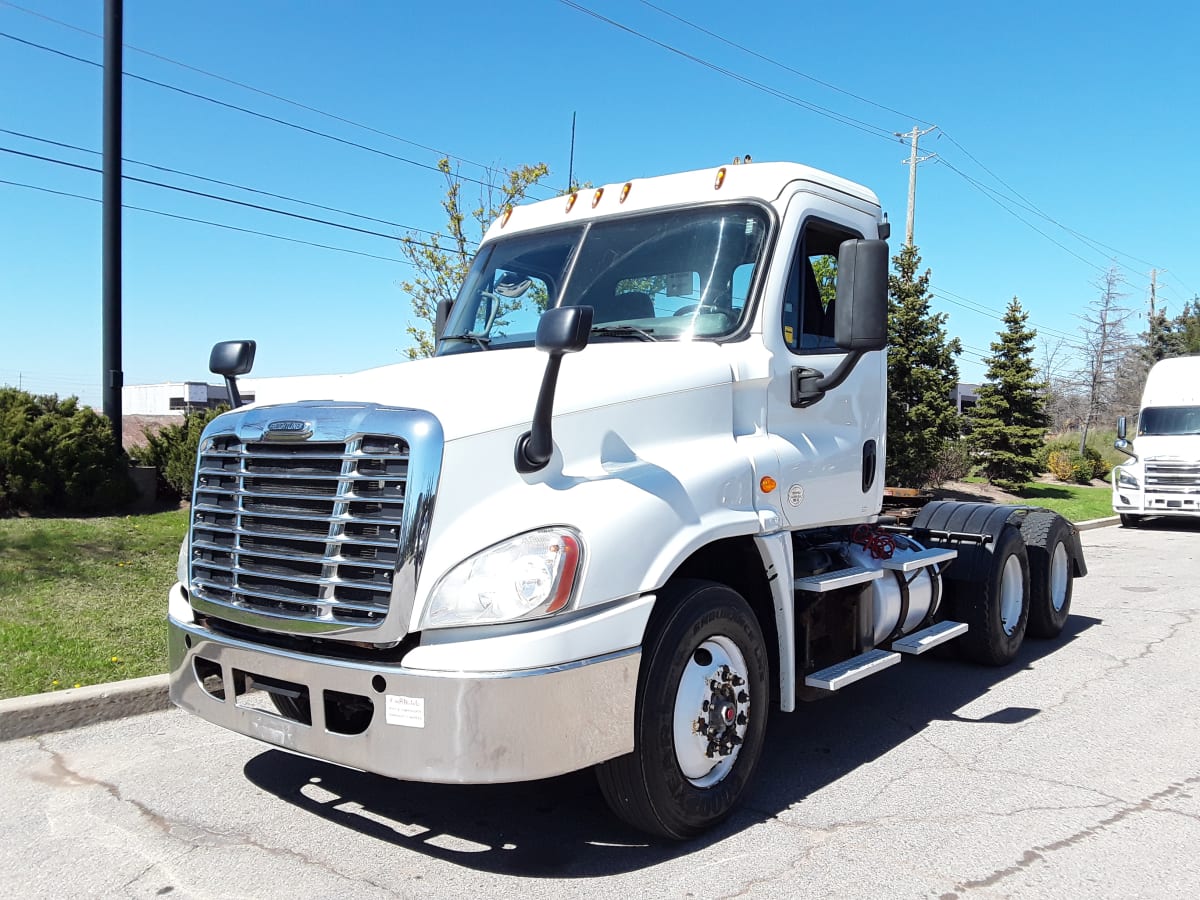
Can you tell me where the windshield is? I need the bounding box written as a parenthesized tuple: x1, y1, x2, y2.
(1138, 406, 1200, 435)
(438, 204, 770, 353)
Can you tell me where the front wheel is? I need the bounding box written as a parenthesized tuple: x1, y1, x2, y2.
(595, 580, 769, 839)
(1120, 513, 1143, 528)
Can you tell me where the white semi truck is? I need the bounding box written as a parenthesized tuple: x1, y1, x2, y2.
(168, 161, 1086, 838)
(1112, 355, 1200, 526)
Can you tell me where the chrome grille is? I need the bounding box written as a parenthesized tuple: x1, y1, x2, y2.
(189, 434, 409, 625)
(1145, 460, 1200, 494)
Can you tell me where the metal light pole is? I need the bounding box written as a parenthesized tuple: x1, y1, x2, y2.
(102, 0, 123, 438)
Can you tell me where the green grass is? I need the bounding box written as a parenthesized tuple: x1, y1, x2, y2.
(1015, 483, 1113, 522)
(0, 509, 187, 699)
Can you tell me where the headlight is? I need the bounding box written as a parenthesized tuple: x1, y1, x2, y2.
(1117, 469, 1140, 489)
(422, 528, 582, 628)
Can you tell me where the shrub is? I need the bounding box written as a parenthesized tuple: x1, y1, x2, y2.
(927, 439, 973, 487)
(1046, 449, 1076, 482)
(1046, 448, 1100, 485)
(129, 406, 228, 500)
(0, 388, 134, 516)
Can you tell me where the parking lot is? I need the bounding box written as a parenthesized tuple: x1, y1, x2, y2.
(2, 521, 1198, 899)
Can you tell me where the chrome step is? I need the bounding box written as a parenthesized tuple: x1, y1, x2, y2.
(880, 547, 958, 572)
(804, 649, 901, 691)
(794, 565, 884, 593)
(891, 620, 968, 655)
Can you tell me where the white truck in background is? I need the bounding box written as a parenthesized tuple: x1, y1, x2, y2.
(168, 161, 1087, 838)
(1113, 355, 1200, 526)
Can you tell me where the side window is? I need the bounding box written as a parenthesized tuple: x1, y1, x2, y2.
(781, 222, 856, 353)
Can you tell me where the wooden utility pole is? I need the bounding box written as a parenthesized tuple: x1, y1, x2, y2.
(896, 124, 937, 248)
(1149, 268, 1158, 322)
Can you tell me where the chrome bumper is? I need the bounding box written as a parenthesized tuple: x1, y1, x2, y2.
(168, 616, 639, 784)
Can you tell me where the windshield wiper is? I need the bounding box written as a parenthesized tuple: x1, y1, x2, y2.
(590, 325, 658, 342)
(440, 332, 491, 350)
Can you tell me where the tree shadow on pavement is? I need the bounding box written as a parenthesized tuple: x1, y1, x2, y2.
(243, 614, 1100, 878)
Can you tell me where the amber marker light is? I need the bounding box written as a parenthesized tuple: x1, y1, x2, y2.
(620, 182, 632, 203)
(714, 167, 727, 190)
(592, 187, 604, 208)
(760, 476, 777, 493)
(565, 192, 578, 213)
(500, 206, 514, 228)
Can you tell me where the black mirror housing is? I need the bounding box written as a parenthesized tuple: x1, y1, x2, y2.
(209, 340, 256, 377)
(1116, 416, 1127, 440)
(535, 305, 593, 353)
(834, 239, 888, 352)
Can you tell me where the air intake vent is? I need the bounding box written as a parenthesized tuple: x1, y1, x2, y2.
(189, 434, 409, 626)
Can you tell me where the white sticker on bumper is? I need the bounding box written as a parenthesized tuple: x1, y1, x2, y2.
(385, 694, 425, 728)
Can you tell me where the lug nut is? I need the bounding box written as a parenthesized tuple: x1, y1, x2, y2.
(737, 690, 749, 703)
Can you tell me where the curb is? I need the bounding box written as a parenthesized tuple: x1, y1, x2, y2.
(1076, 516, 1120, 531)
(0, 674, 171, 742)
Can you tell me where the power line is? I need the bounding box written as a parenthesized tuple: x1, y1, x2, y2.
(0, 127, 472, 243)
(554, 1, 899, 143)
(0, 177, 414, 266)
(0, 144, 464, 254)
(0, 30, 557, 200)
(637, 0, 931, 127)
(0, 0, 505, 177)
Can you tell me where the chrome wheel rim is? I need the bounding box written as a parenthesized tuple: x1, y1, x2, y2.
(1050, 541, 1070, 612)
(1000, 554, 1024, 635)
(672, 635, 750, 788)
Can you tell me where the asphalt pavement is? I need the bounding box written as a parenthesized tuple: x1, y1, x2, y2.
(1, 519, 1197, 898)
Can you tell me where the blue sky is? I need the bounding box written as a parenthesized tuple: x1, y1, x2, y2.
(2, 0, 1197, 406)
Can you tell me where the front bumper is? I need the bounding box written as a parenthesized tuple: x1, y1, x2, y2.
(168, 612, 640, 784)
(1113, 490, 1200, 518)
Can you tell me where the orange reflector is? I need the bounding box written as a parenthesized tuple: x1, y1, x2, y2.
(591, 188, 604, 208)
(500, 206, 514, 228)
(714, 167, 727, 190)
(760, 476, 777, 493)
(565, 192, 578, 213)
(620, 182, 632, 203)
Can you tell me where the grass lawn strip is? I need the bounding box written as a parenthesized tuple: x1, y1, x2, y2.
(0, 509, 187, 699)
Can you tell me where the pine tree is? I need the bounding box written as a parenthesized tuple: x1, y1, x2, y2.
(968, 298, 1049, 488)
(886, 245, 962, 486)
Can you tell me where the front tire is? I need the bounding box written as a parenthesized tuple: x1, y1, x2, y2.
(595, 580, 769, 839)
(1120, 513, 1143, 528)
(952, 524, 1030, 666)
(1021, 512, 1074, 638)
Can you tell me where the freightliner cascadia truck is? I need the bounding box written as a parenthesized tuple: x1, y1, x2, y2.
(168, 161, 1087, 838)
(1112, 355, 1200, 527)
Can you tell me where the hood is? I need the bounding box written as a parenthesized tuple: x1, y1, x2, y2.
(241, 341, 737, 441)
(1131, 433, 1200, 462)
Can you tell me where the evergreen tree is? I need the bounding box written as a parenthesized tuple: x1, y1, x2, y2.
(886, 245, 962, 486)
(1173, 299, 1200, 354)
(968, 298, 1049, 488)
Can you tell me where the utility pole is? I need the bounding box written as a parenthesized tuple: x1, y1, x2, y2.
(896, 124, 937, 248)
(1149, 268, 1158, 322)
(567, 111, 576, 194)
(102, 0, 123, 441)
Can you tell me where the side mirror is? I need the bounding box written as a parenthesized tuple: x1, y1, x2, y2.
(434, 299, 453, 352)
(209, 340, 256, 408)
(1116, 416, 1127, 440)
(515, 306, 593, 473)
(792, 240, 888, 408)
(834, 239, 889, 352)
(1114, 417, 1136, 459)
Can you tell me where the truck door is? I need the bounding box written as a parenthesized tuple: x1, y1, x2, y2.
(764, 191, 886, 528)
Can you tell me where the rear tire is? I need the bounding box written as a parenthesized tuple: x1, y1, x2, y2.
(595, 579, 769, 839)
(951, 524, 1030, 666)
(1120, 514, 1143, 528)
(1021, 512, 1074, 638)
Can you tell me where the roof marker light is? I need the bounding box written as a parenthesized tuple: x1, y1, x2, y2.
(565, 192, 578, 213)
(620, 182, 632, 203)
(500, 206, 514, 228)
(591, 187, 604, 208)
(714, 167, 727, 190)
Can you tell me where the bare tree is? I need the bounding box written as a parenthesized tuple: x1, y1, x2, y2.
(1038, 335, 1080, 432)
(1073, 266, 1134, 451)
